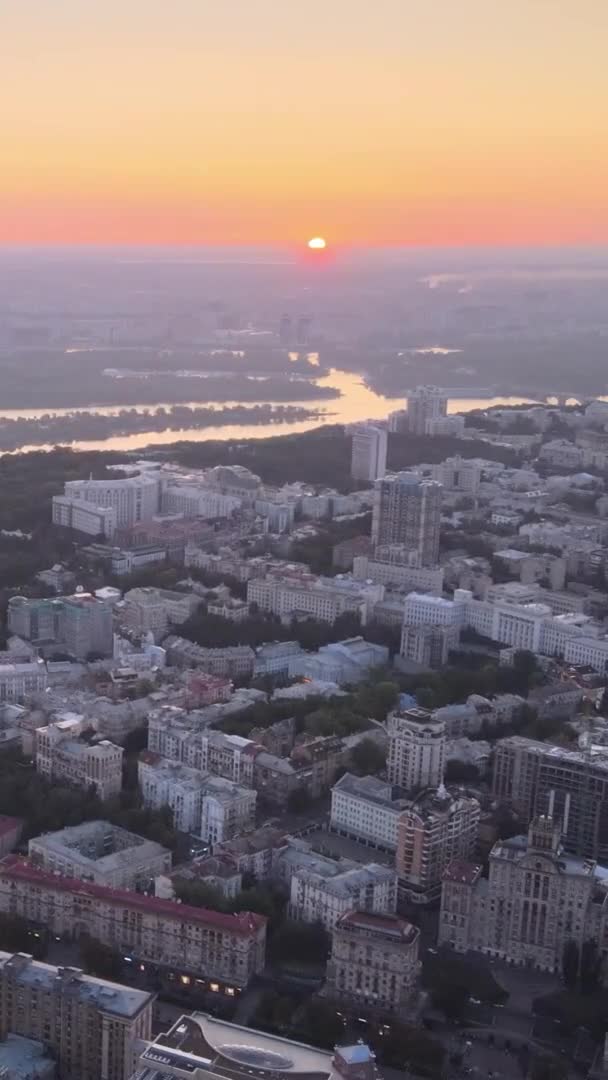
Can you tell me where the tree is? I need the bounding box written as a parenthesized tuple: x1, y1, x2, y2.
(512, 649, 538, 683)
(269, 920, 330, 967)
(286, 788, 312, 814)
(353, 679, 399, 722)
(414, 685, 436, 710)
(297, 999, 344, 1049)
(561, 940, 579, 989)
(445, 759, 480, 783)
(530, 1055, 569, 1080)
(431, 982, 468, 1020)
(350, 737, 387, 776)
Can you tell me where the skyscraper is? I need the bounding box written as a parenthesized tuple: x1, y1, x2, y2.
(371, 472, 442, 565)
(405, 385, 448, 435)
(351, 425, 388, 483)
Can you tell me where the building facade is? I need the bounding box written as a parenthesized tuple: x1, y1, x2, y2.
(396, 788, 480, 904)
(350, 426, 388, 484)
(330, 773, 407, 852)
(404, 386, 448, 436)
(35, 719, 123, 800)
(61, 472, 160, 529)
(371, 473, 442, 565)
(28, 821, 171, 891)
(288, 863, 397, 932)
(324, 911, 420, 1016)
(387, 707, 446, 791)
(439, 816, 608, 973)
(492, 736, 608, 861)
(0, 952, 153, 1080)
(0, 856, 266, 990)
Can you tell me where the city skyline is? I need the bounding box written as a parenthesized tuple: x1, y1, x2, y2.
(3, 0, 608, 247)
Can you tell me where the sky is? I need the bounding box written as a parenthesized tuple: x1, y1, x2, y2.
(2, 0, 607, 247)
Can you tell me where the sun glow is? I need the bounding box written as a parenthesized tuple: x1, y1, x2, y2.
(307, 237, 327, 249)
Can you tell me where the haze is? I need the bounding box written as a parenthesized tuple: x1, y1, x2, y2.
(2, 0, 608, 246)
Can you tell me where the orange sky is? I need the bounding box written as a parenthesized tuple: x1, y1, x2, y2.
(2, 0, 607, 246)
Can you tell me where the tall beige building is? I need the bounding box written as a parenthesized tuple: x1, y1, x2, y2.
(0, 951, 153, 1080)
(371, 473, 442, 565)
(439, 816, 608, 972)
(324, 911, 420, 1016)
(387, 706, 446, 792)
(396, 787, 480, 904)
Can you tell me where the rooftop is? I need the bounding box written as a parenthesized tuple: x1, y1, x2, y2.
(0, 952, 152, 1018)
(0, 857, 266, 936)
(29, 820, 169, 870)
(442, 859, 482, 885)
(333, 773, 406, 811)
(336, 910, 418, 944)
(142, 1011, 337, 1080)
(0, 1033, 55, 1079)
(295, 862, 396, 897)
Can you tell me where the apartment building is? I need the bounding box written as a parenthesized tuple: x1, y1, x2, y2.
(492, 736, 608, 861)
(35, 718, 123, 800)
(387, 707, 446, 791)
(0, 952, 153, 1080)
(185, 672, 233, 708)
(8, 594, 113, 660)
(202, 731, 257, 786)
(396, 788, 480, 905)
(324, 911, 420, 1016)
(28, 821, 171, 890)
(62, 593, 114, 660)
(7, 597, 64, 645)
(247, 572, 380, 627)
(439, 816, 608, 973)
(0, 660, 47, 703)
(404, 385, 448, 436)
(200, 776, 257, 846)
(138, 752, 208, 833)
(289, 862, 397, 931)
(207, 597, 249, 622)
(0, 856, 266, 990)
(215, 827, 287, 880)
(330, 773, 409, 852)
(121, 587, 200, 638)
(147, 707, 204, 769)
(371, 472, 442, 565)
(163, 637, 255, 679)
(400, 624, 459, 670)
(352, 553, 444, 595)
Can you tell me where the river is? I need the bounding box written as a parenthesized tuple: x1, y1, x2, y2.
(0, 369, 585, 456)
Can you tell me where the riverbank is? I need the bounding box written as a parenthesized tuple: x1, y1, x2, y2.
(0, 403, 329, 452)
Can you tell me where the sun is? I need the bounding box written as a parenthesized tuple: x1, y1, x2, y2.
(307, 236, 327, 250)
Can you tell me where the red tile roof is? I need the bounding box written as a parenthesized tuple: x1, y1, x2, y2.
(0, 856, 266, 936)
